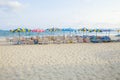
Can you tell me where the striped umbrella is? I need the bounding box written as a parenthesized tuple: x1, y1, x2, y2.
(11, 28, 23, 40)
(10, 28, 31, 40)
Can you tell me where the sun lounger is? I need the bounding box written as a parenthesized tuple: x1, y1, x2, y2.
(100, 36, 111, 42)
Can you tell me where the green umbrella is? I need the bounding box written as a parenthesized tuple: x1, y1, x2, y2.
(93, 29, 102, 37)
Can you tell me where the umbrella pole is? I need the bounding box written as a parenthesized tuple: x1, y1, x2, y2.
(18, 32, 20, 44)
(83, 31, 84, 42)
(108, 31, 110, 36)
(96, 32, 97, 40)
(106, 31, 107, 36)
(83, 31, 84, 37)
(96, 32, 97, 37)
(86, 31, 87, 36)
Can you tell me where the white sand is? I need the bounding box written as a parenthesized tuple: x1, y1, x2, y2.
(0, 43, 120, 80)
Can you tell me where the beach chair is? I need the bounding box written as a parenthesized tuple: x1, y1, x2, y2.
(38, 38, 43, 44)
(101, 36, 111, 42)
(28, 39, 34, 45)
(77, 37, 83, 43)
(12, 37, 19, 45)
(71, 36, 78, 43)
(54, 36, 64, 44)
(42, 37, 49, 44)
(83, 37, 91, 43)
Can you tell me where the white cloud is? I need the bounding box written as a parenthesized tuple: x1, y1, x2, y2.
(0, 0, 24, 11)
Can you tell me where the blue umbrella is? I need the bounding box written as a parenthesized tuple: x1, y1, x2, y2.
(62, 28, 75, 36)
(102, 29, 113, 36)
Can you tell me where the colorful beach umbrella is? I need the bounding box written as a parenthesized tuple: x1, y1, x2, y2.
(93, 29, 102, 37)
(10, 28, 23, 42)
(46, 28, 61, 32)
(10, 28, 31, 40)
(88, 29, 93, 33)
(46, 28, 61, 37)
(79, 28, 88, 37)
(23, 28, 31, 36)
(32, 29, 45, 37)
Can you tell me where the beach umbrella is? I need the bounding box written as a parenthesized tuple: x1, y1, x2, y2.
(79, 28, 88, 37)
(46, 28, 61, 36)
(32, 29, 45, 37)
(24, 28, 31, 37)
(93, 29, 102, 37)
(87, 29, 93, 36)
(32, 29, 44, 33)
(62, 28, 75, 36)
(11, 28, 24, 40)
(46, 28, 61, 32)
(45, 28, 61, 43)
(102, 29, 112, 36)
(10, 28, 31, 40)
(62, 28, 75, 32)
(107, 29, 113, 36)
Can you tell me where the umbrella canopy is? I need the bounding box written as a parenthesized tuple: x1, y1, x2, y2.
(62, 28, 75, 32)
(78, 28, 88, 32)
(93, 29, 102, 32)
(88, 29, 93, 32)
(93, 29, 102, 37)
(10, 28, 31, 44)
(46, 28, 61, 32)
(32, 29, 45, 37)
(32, 29, 45, 32)
(24, 28, 31, 32)
(45, 28, 61, 37)
(62, 28, 76, 36)
(11, 28, 23, 33)
(102, 29, 113, 36)
(10, 28, 31, 33)
(78, 28, 88, 37)
(10, 28, 31, 37)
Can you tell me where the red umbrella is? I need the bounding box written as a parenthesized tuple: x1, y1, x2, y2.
(32, 29, 45, 37)
(32, 29, 45, 33)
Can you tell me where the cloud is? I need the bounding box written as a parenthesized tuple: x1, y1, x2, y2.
(0, 0, 25, 11)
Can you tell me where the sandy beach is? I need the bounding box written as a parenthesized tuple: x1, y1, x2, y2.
(0, 43, 120, 80)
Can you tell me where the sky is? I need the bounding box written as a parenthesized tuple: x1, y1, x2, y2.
(0, 0, 120, 30)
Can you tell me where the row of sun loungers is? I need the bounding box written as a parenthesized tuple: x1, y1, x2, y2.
(5, 35, 119, 45)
